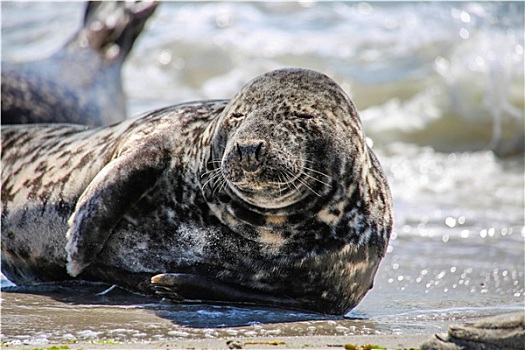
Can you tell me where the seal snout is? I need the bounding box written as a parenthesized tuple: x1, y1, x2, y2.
(236, 139, 266, 172)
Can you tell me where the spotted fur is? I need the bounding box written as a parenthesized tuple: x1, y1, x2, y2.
(1, 68, 392, 315)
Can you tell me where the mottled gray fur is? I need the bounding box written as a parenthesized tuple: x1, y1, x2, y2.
(1, 68, 392, 314)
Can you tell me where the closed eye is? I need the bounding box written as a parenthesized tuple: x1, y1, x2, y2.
(231, 113, 244, 119)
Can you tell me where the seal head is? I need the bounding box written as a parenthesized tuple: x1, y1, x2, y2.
(201, 69, 383, 251)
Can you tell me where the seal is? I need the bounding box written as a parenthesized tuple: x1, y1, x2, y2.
(1, 68, 392, 315)
(1, 1, 157, 126)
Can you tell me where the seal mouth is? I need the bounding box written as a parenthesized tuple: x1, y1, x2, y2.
(225, 168, 329, 210)
(231, 168, 301, 193)
(201, 158, 333, 210)
(230, 183, 304, 210)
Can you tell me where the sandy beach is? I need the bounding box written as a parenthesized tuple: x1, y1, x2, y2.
(1, 286, 437, 350)
(0, 335, 430, 350)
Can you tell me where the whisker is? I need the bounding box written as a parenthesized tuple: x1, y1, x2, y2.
(296, 176, 322, 197)
(212, 179, 224, 196)
(276, 170, 293, 193)
(201, 169, 223, 190)
(262, 165, 296, 187)
(201, 167, 222, 178)
(213, 172, 225, 187)
(201, 176, 217, 191)
(214, 179, 228, 196)
(201, 168, 221, 180)
(302, 170, 332, 187)
(277, 175, 283, 197)
(291, 157, 317, 165)
(303, 166, 331, 179)
(283, 169, 301, 194)
(290, 157, 331, 177)
(280, 166, 325, 197)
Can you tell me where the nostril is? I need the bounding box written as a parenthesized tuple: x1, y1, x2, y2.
(236, 143, 243, 161)
(236, 140, 266, 170)
(254, 141, 264, 161)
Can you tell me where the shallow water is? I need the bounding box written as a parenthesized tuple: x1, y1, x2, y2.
(1, 1, 524, 346)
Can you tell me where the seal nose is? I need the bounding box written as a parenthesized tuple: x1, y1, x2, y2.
(236, 139, 265, 172)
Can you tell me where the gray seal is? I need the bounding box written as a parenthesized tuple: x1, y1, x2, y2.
(1, 1, 157, 126)
(1, 68, 392, 315)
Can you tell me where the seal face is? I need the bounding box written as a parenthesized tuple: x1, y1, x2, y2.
(1, 68, 392, 315)
(201, 70, 391, 251)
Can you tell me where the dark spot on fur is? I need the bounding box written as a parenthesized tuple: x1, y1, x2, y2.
(232, 205, 266, 227)
(5, 230, 15, 241)
(35, 160, 48, 173)
(217, 194, 231, 204)
(76, 153, 93, 169)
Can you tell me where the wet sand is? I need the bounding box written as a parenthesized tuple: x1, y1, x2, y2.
(1, 284, 433, 349)
(0, 335, 430, 350)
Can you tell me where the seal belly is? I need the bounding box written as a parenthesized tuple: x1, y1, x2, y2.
(1, 188, 74, 284)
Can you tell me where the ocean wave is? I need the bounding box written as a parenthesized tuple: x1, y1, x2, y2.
(3, 2, 522, 156)
(127, 2, 524, 155)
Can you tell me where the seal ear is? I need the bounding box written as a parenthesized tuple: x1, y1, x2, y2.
(66, 142, 168, 277)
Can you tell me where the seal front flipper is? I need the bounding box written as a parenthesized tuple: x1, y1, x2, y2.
(151, 273, 302, 311)
(66, 142, 168, 277)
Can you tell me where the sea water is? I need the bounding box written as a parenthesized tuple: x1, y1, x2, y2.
(1, 1, 523, 345)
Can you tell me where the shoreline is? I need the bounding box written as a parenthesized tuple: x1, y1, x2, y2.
(2, 334, 431, 350)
